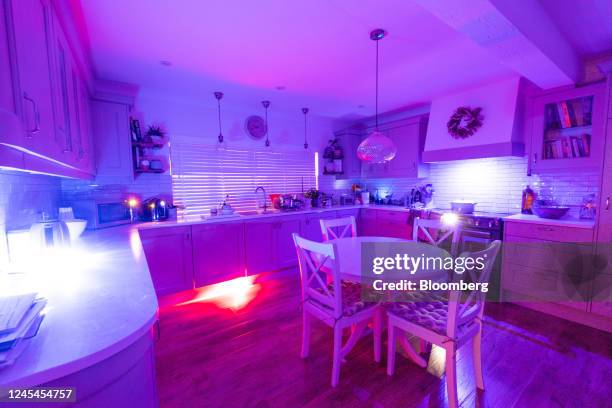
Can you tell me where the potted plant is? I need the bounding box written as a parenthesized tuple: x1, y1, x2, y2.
(304, 188, 321, 208)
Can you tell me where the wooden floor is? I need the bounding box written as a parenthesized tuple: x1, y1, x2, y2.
(155, 271, 612, 407)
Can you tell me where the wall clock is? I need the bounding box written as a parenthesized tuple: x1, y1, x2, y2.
(244, 115, 267, 140)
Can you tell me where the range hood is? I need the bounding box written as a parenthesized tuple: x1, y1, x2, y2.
(423, 77, 525, 162)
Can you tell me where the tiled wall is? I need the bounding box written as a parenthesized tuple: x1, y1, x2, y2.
(332, 156, 601, 216)
(61, 174, 172, 203)
(0, 170, 62, 267)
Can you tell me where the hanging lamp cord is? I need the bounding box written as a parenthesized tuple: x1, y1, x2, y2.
(217, 97, 223, 142)
(375, 37, 379, 131)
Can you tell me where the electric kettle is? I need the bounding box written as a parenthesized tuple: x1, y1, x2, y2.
(29, 212, 71, 249)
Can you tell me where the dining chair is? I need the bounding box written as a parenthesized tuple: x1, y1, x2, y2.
(293, 233, 382, 387)
(412, 217, 461, 256)
(320, 216, 357, 242)
(386, 240, 501, 408)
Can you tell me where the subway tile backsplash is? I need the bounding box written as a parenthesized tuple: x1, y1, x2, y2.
(330, 156, 601, 216)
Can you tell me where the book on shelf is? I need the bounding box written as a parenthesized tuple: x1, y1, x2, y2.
(544, 133, 591, 159)
(545, 96, 593, 130)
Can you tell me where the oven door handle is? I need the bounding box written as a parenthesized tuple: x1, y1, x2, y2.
(460, 230, 496, 243)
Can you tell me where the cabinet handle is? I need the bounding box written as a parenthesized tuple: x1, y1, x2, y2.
(23, 93, 40, 136)
(606, 196, 610, 211)
(533, 153, 537, 165)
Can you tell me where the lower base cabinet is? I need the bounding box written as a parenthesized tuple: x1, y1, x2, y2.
(192, 222, 245, 287)
(139, 226, 193, 296)
(274, 215, 302, 269)
(244, 219, 275, 274)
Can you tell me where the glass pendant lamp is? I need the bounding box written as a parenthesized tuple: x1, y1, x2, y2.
(357, 29, 397, 163)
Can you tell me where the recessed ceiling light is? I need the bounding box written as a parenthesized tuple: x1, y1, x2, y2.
(275, 86, 286, 91)
(357, 105, 365, 109)
(160, 60, 172, 66)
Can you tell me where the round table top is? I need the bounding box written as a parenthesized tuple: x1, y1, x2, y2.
(328, 236, 451, 280)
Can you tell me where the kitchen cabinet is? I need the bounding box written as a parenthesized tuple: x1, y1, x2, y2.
(334, 129, 362, 179)
(0, 0, 95, 178)
(244, 219, 275, 274)
(359, 208, 378, 236)
(9, 0, 57, 158)
(273, 215, 302, 269)
(528, 82, 606, 173)
(302, 212, 336, 241)
(192, 222, 245, 287)
(591, 271, 612, 318)
(376, 210, 412, 239)
(139, 226, 194, 296)
(91, 99, 133, 180)
(360, 116, 429, 179)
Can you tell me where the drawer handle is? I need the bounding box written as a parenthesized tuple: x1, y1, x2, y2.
(533, 153, 537, 164)
(537, 226, 554, 232)
(606, 196, 610, 211)
(23, 93, 40, 136)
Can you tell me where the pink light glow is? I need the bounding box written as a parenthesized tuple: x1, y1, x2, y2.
(178, 275, 261, 310)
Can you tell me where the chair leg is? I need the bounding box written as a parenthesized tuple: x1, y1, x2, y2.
(445, 343, 459, 408)
(331, 325, 343, 387)
(387, 321, 396, 376)
(300, 312, 310, 358)
(373, 307, 382, 363)
(473, 329, 484, 390)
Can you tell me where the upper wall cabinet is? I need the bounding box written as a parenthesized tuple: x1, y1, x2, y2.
(528, 82, 606, 173)
(360, 115, 429, 179)
(0, 0, 94, 179)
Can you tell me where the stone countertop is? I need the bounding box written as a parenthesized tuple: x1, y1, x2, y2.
(0, 225, 158, 388)
(503, 213, 595, 229)
(137, 204, 420, 230)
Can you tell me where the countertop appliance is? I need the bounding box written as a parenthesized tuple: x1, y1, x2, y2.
(29, 213, 70, 249)
(142, 198, 169, 221)
(71, 199, 133, 229)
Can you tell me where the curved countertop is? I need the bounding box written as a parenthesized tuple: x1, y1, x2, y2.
(0, 225, 158, 388)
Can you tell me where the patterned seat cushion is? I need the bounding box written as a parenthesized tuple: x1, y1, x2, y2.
(386, 292, 450, 335)
(310, 281, 377, 317)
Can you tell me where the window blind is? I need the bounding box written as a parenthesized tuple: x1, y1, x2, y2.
(170, 142, 317, 218)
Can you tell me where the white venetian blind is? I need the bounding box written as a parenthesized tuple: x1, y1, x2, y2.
(170, 142, 317, 218)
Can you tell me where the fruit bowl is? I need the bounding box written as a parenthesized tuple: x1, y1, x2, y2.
(532, 200, 570, 219)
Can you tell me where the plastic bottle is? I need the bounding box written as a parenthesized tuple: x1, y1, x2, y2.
(521, 185, 536, 214)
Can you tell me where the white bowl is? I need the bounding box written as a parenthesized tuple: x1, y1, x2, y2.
(64, 219, 87, 242)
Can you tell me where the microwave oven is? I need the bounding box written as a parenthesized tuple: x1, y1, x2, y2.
(71, 199, 133, 229)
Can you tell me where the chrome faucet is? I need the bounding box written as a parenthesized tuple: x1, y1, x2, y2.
(255, 186, 268, 212)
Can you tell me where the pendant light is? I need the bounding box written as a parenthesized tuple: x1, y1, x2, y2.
(302, 107, 309, 149)
(357, 29, 397, 163)
(214, 91, 225, 145)
(262, 100, 271, 147)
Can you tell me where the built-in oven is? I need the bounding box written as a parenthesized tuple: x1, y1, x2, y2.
(71, 199, 133, 229)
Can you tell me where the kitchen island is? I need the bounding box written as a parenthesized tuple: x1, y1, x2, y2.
(0, 226, 159, 406)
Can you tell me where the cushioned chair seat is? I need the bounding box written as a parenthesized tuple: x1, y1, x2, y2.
(386, 292, 450, 335)
(311, 281, 376, 317)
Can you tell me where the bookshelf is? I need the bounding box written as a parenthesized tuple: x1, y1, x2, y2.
(530, 82, 605, 173)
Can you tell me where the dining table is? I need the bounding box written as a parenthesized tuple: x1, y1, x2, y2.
(326, 235, 452, 368)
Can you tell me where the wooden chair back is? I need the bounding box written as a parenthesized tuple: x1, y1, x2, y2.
(446, 240, 501, 338)
(412, 217, 461, 256)
(320, 216, 357, 241)
(293, 233, 343, 319)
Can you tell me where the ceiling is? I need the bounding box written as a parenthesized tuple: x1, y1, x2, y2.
(77, 0, 610, 119)
(539, 0, 612, 58)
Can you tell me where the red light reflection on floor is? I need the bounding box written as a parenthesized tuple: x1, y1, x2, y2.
(177, 275, 261, 311)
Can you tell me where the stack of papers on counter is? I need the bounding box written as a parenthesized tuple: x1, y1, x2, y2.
(0, 293, 47, 368)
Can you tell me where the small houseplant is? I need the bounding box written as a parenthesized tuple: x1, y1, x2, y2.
(304, 188, 321, 207)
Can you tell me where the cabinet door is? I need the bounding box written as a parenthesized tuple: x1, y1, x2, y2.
(334, 130, 362, 179)
(244, 219, 275, 274)
(274, 215, 302, 269)
(302, 212, 336, 241)
(75, 76, 94, 174)
(360, 209, 378, 236)
(386, 123, 419, 177)
(10, 0, 58, 157)
(91, 99, 133, 179)
(192, 222, 245, 287)
(377, 210, 411, 239)
(139, 226, 193, 296)
(591, 271, 612, 318)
